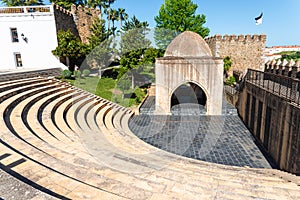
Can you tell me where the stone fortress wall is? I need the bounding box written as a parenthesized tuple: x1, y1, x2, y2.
(238, 70, 300, 174)
(70, 4, 100, 43)
(205, 34, 267, 76)
(265, 59, 300, 78)
(53, 4, 79, 37)
(53, 4, 99, 43)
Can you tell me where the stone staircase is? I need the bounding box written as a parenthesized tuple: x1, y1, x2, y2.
(0, 77, 299, 199)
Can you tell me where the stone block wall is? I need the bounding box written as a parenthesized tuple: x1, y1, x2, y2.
(205, 34, 267, 76)
(53, 4, 100, 43)
(53, 4, 79, 37)
(237, 75, 300, 175)
(71, 5, 100, 43)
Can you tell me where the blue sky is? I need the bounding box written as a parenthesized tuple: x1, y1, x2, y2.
(2, 0, 300, 46)
(110, 0, 300, 47)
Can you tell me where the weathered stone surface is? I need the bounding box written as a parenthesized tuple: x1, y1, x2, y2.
(238, 71, 300, 175)
(165, 31, 212, 57)
(0, 74, 299, 199)
(53, 4, 100, 43)
(155, 31, 223, 115)
(205, 34, 266, 75)
(53, 4, 79, 37)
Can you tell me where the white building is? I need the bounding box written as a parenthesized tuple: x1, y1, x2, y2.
(0, 5, 65, 70)
(263, 45, 300, 62)
(266, 45, 300, 54)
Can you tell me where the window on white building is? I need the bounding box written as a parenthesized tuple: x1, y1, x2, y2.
(10, 28, 19, 43)
(14, 53, 23, 67)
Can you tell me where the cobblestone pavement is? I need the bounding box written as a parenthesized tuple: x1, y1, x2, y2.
(0, 166, 56, 200)
(129, 97, 272, 168)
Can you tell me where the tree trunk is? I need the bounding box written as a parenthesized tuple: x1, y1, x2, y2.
(131, 74, 134, 89)
(98, 66, 102, 78)
(99, 6, 102, 19)
(107, 6, 111, 31)
(66, 56, 70, 68)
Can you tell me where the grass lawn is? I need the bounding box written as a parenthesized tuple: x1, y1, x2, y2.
(62, 76, 146, 108)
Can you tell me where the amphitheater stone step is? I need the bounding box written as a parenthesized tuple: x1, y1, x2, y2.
(0, 76, 299, 199)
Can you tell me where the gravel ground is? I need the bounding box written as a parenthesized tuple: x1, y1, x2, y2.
(0, 168, 57, 200)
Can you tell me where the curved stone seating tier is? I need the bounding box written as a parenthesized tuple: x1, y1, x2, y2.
(0, 79, 54, 103)
(0, 76, 45, 86)
(0, 77, 299, 199)
(37, 90, 77, 140)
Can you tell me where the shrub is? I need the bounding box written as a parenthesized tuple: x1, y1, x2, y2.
(134, 86, 147, 103)
(223, 56, 232, 71)
(225, 76, 236, 86)
(82, 69, 91, 77)
(61, 69, 72, 79)
(74, 70, 81, 78)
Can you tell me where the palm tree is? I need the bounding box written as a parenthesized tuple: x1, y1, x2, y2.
(118, 8, 128, 29)
(104, 0, 115, 31)
(110, 8, 119, 36)
(141, 21, 149, 36)
(86, 0, 106, 19)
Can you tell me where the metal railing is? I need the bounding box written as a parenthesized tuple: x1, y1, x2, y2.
(224, 85, 237, 95)
(246, 69, 300, 106)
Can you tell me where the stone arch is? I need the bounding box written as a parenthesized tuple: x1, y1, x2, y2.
(169, 80, 209, 111)
(155, 31, 223, 115)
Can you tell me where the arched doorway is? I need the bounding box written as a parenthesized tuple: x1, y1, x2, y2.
(155, 31, 223, 115)
(170, 82, 207, 114)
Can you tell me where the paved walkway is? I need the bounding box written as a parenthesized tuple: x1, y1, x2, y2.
(130, 96, 272, 168)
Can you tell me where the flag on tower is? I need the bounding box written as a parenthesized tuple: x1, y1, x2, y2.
(255, 12, 263, 25)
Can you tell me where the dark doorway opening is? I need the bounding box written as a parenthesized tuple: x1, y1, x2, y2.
(170, 82, 207, 114)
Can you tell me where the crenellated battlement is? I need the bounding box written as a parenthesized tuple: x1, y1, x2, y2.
(52, 3, 100, 43)
(70, 5, 100, 43)
(205, 34, 267, 43)
(53, 3, 79, 39)
(265, 59, 300, 78)
(205, 34, 267, 76)
(52, 3, 72, 16)
(73, 5, 100, 16)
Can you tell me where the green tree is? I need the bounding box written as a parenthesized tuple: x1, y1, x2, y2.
(223, 56, 232, 78)
(110, 8, 119, 36)
(49, 0, 77, 10)
(86, 0, 106, 19)
(88, 17, 110, 48)
(154, 0, 210, 49)
(87, 17, 115, 77)
(52, 30, 88, 69)
(118, 16, 159, 88)
(120, 16, 151, 55)
(142, 47, 164, 64)
(1, 0, 44, 6)
(118, 48, 163, 88)
(104, 0, 115, 31)
(280, 51, 300, 62)
(118, 7, 128, 28)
